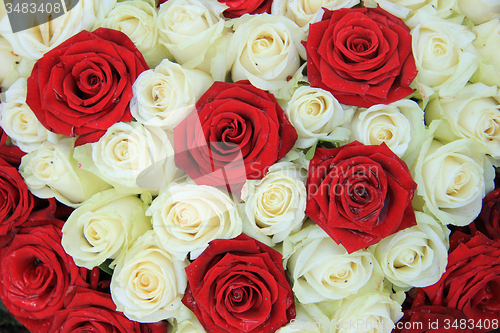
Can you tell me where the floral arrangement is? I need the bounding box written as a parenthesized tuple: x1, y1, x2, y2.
(0, 0, 499, 332)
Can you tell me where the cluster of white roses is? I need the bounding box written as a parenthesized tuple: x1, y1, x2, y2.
(0, 0, 499, 332)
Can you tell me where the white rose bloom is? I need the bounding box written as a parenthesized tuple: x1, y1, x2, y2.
(283, 223, 383, 304)
(0, 78, 60, 153)
(130, 59, 213, 130)
(62, 189, 152, 269)
(413, 129, 496, 226)
(457, 0, 500, 25)
(406, 12, 478, 99)
(0, 0, 116, 60)
(364, 0, 456, 19)
(75, 122, 180, 190)
(168, 304, 206, 333)
(472, 19, 500, 87)
(350, 99, 425, 159)
(147, 183, 242, 260)
(100, 0, 167, 67)
(240, 162, 306, 246)
(285, 86, 353, 149)
(371, 211, 449, 289)
(330, 291, 403, 333)
(19, 139, 111, 207)
(111, 230, 188, 322)
(425, 83, 500, 159)
(271, 0, 359, 32)
(277, 303, 330, 333)
(0, 36, 21, 90)
(156, 0, 228, 76)
(228, 14, 306, 94)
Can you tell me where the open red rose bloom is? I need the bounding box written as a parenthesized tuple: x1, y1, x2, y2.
(182, 234, 296, 333)
(306, 141, 417, 253)
(305, 7, 417, 108)
(26, 28, 148, 146)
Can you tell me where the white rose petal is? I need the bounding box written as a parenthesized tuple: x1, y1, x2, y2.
(130, 59, 213, 130)
(283, 223, 383, 303)
(285, 86, 353, 149)
(111, 230, 188, 322)
(472, 19, 500, 87)
(457, 0, 500, 25)
(364, 0, 456, 19)
(147, 183, 242, 260)
(371, 211, 449, 288)
(19, 139, 111, 207)
(62, 189, 152, 269)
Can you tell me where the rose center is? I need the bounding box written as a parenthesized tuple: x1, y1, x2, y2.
(484, 117, 500, 138)
(394, 249, 420, 268)
(114, 139, 129, 161)
(14, 112, 30, 132)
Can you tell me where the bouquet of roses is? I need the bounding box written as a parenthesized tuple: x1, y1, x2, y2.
(0, 0, 498, 332)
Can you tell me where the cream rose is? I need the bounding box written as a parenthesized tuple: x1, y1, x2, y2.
(156, 0, 228, 76)
(285, 86, 353, 149)
(0, 0, 116, 60)
(413, 130, 495, 226)
(425, 83, 500, 159)
(271, 0, 359, 32)
(74, 122, 181, 191)
(62, 189, 151, 269)
(19, 139, 111, 207)
(472, 19, 500, 87)
(0, 36, 21, 90)
(147, 183, 242, 260)
(330, 291, 403, 333)
(228, 14, 306, 94)
(168, 304, 206, 333)
(371, 211, 449, 289)
(406, 11, 478, 99)
(240, 162, 306, 246)
(364, 0, 456, 19)
(458, 0, 500, 25)
(130, 59, 213, 130)
(283, 223, 383, 304)
(111, 230, 188, 322)
(100, 0, 168, 67)
(349, 99, 425, 160)
(0, 78, 60, 153)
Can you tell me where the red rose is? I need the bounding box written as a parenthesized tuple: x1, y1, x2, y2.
(305, 141, 417, 253)
(182, 234, 295, 333)
(304, 7, 417, 108)
(423, 231, 500, 333)
(49, 287, 168, 333)
(394, 289, 473, 333)
(0, 219, 88, 333)
(219, 0, 272, 18)
(0, 126, 25, 167)
(0, 157, 34, 236)
(174, 81, 297, 194)
(26, 28, 148, 146)
(469, 188, 500, 240)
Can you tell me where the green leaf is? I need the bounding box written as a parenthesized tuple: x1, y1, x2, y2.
(305, 141, 318, 160)
(99, 259, 114, 275)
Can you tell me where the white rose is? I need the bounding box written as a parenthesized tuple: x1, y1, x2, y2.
(413, 129, 496, 226)
(19, 139, 111, 207)
(111, 230, 188, 322)
(330, 291, 403, 333)
(0, 78, 60, 153)
(62, 189, 151, 269)
(147, 183, 242, 260)
(271, 0, 359, 32)
(100, 0, 168, 67)
(371, 211, 449, 289)
(471, 19, 500, 87)
(349, 99, 425, 160)
(458, 0, 500, 25)
(156, 0, 228, 76)
(406, 12, 478, 99)
(240, 162, 306, 246)
(228, 14, 306, 94)
(285, 86, 353, 149)
(74, 122, 181, 190)
(364, 0, 456, 19)
(0, 0, 116, 60)
(283, 223, 383, 304)
(277, 303, 329, 333)
(0, 36, 21, 90)
(130, 59, 213, 130)
(425, 83, 500, 159)
(168, 304, 206, 333)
